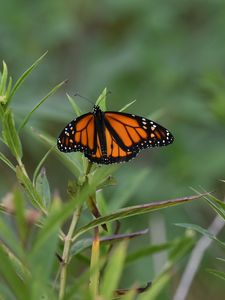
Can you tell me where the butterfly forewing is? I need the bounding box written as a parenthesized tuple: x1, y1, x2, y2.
(104, 111, 174, 152)
(57, 113, 97, 155)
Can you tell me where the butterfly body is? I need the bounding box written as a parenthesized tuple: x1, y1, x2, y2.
(57, 105, 174, 164)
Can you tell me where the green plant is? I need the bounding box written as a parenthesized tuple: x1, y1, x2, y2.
(0, 56, 209, 300)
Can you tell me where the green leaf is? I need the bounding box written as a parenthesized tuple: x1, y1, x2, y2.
(191, 189, 225, 220)
(67, 93, 83, 116)
(0, 281, 15, 300)
(0, 217, 24, 260)
(18, 80, 66, 131)
(16, 166, 46, 213)
(13, 189, 27, 242)
(34, 130, 83, 178)
(95, 87, 108, 110)
(5, 76, 12, 100)
(138, 272, 170, 300)
(33, 144, 55, 185)
(89, 230, 100, 297)
(29, 197, 60, 290)
(168, 231, 195, 265)
(2, 109, 23, 160)
(0, 103, 4, 119)
(0, 152, 16, 172)
(73, 193, 207, 240)
(71, 228, 149, 257)
(207, 268, 225, 281)
(0, 61, 8, 97)
(0, 245, 29, 300)
(175, 223, 225, 248)
(100, 241, 128, 300)
(35, 168, 51, 208)
(119, 100, 136, 112)
(204, 195, 225, 220)
(7, 52, 48, 105)
(126, 243, 172, 264)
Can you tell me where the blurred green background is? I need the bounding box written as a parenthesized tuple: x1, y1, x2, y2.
(1, 0, 225, 299)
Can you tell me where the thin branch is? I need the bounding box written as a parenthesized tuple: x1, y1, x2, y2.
(59, 205, 82, 300)
(173, 215, 225, 300)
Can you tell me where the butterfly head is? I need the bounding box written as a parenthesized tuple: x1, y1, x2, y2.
(93, 105, 101, 115)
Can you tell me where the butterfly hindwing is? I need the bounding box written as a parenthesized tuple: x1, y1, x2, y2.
(84, 125, 139, 164)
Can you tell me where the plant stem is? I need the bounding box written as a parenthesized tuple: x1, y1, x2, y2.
(59, 205, 82, 300)
(59, 161, 93, 299)
(89, 226, 100, 297)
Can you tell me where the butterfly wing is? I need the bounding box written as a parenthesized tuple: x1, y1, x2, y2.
(57, 113, 97, 155)
(57, 108, 174, 165)
(84, 125, 139, 164)
(104, 111, 174, 152)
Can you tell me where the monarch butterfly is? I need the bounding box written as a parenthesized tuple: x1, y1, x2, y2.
(57, 105, 174, 164)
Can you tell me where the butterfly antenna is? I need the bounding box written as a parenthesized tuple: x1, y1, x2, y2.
(74, 92, 95, 105)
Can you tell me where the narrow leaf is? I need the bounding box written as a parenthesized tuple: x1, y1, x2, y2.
(0, 218, 24, 260)
(0, 61, 8, 96)
(119, 100, 136, 112)
(207, 268, 225, 281)
(138, 272, 170, 300)
(67, 93, 82, 116)
(16, 166, 46, 213)
(29, 197, 60, 286)
(95, 88, 108, 111)
(8, 52, 48, 104)
(89, 228, 100, 297)
(0, 152, 16, 172)
(33, 144, 55, 185)
(74, 193, 208, 240)
(2, 109, 22, 160)
(35, 168, 51, 208)
(5, 76, 12, 99)
(34, 130, 82, 178)
(0, 245, 29, 300)
(176, 223, 225, 248)
(71, 228, 149, 257)
(126, 243, 172, 264)
(19, 80, 66, 131)
(13, 189, 27, 242)
(100, 241, 128, 300)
